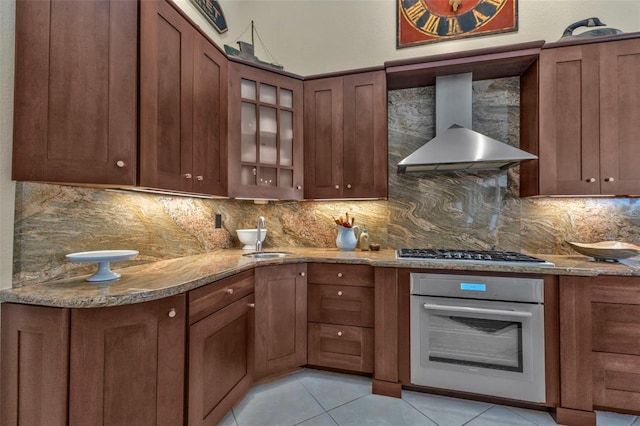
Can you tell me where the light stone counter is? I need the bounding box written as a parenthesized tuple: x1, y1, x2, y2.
(2, 249, 639, 308)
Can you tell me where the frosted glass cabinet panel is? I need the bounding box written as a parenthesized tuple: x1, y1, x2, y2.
(229, 62, 303, 200)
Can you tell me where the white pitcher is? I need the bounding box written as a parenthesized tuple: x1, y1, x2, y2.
(336, 224, 360, 251)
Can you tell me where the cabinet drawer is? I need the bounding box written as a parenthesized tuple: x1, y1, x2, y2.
(308, 323, 373, 373)
(593, 352, 640, 411)
(592, 302, 640, 355)
(307, 263, 373, 287)
(188, 270, 255, 324)
(308, 284, 373, 327)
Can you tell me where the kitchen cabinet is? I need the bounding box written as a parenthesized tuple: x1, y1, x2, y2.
(304, 70, 387, 199)
(69, 295, 186, 425)
(2, 296, 187, 426)
(187, 271, 255, 426)
(1, 303, 70, 426)
(307, 263, 374, 373)
(254, 264, 307, 378)
(11, 0, 138, 185)
(140, 0, 227, 196)
(521, 36, 640, 196)
(228, 61, 304, 200)
(559, 275, 640, 425)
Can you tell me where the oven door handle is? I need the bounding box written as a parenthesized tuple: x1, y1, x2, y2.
(423, 303, 532, 318)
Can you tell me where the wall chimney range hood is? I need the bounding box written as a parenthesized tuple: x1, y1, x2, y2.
(397, 73, 538, 174)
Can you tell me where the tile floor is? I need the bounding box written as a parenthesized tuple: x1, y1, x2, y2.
(220, 369, 640, 426)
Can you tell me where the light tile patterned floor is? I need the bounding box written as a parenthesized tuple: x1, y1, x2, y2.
(221, 369, 639, 426)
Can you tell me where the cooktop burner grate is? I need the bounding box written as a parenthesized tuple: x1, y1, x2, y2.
(396, 249, 555, 267)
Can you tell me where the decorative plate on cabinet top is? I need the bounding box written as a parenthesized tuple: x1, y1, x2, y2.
(66, 250, 139, 282)
(566, 241, 640, 262)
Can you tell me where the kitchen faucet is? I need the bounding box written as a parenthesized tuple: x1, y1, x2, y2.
(256, 216, 266, 252)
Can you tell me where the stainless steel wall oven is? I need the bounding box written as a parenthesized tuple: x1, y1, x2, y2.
(410, 273, 546, 403)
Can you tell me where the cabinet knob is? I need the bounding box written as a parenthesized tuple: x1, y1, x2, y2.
(605, 177, 615, 182)
(335, 185, 340, 190)
(184, 173, 192, 179)
(586, 177, 596, 183)
(196, 175, 204, 181)
(300, 272, 305, 277)
(346, 184, 352, 189)
(337, 331, 343, 337)
(337, 273, 343, 278)
(296, 185, 302, 190)
(248, 303, 255, 308)
(338, 290, 343, 296)
(225, 288, 234, 295)
(168, 308, 177, 318)
(116, 160, 125, 168)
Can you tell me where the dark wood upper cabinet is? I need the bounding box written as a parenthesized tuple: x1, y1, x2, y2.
(304, 70, 387, 199)
(12, 0, 138, 185)
(521, 36, 640, 196)
(227, 62, 304, 200)
(140, 0, 227, 196)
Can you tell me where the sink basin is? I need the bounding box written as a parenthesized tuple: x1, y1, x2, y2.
(242, 251, 293, 259)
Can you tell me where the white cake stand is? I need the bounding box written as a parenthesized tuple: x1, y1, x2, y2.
(66, 250, 139, 282)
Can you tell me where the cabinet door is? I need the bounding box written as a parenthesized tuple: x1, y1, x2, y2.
(255, 264, 307, 378)
(12, 0, 137, 185)
(304, 77, 344, 199)
(140, 0, 195, 192)
(599, 38, 640, 195)
(192, 34, 228, 196)
(539, 45, 601, 195)
(188, 294, 254, 426)
(228, 62, 304, 200)
(343, 71, 388, 199)
(1, 304, 70, 426)
(69, 295, 186, 426)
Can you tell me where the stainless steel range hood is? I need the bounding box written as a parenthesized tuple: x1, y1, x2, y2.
(397, 73, 537, 173)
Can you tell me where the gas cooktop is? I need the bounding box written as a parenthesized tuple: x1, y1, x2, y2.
(396, 249, 555, 267)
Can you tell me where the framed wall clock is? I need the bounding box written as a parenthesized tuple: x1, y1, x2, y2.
(191, 0, 228, 34)
(397, 0, 518, 48)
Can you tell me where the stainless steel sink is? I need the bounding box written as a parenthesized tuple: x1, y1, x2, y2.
(242, 251, 293, 259)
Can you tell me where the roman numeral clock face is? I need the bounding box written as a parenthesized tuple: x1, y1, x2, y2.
(397, 0, 518, 48)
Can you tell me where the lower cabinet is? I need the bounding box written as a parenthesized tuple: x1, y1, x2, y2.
(187, 271, 255, 426)
(1, 303, 70, 426)
(69, 295, 186, 426)
(307, 263, 374, 373)
(255, 264, 308, 378)
(1, 296, 186, 426)
(559, 275, 640, 424)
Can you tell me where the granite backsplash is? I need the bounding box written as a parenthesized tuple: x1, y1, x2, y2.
(12, 77, 640, 286)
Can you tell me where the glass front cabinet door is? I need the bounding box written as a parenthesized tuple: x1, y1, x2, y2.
(228, 62, 304, 200)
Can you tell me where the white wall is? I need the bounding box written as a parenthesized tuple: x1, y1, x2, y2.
(1, 0, 15, 292)
(173, 0, 640, 75)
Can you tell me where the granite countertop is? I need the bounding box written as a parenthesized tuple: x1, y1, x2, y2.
(2, 248, 640, 308)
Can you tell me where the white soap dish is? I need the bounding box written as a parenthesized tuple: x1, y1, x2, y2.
(66, 250, 139, 282)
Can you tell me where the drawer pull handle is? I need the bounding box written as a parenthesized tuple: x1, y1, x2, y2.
(337, 331, 343, 337)
(248, 303, 255, 308)
(300, 272, 306, 277)
(168, 308, 177, 318)
(338, 291, 343, 296)
(337, 273, 343, 278)
(196, 175, 204, 181)
(225, 288, 234, 295)
(184, 173, 192, 179)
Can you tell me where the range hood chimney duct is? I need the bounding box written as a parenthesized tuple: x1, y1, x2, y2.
(397, 73, 537, 173)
